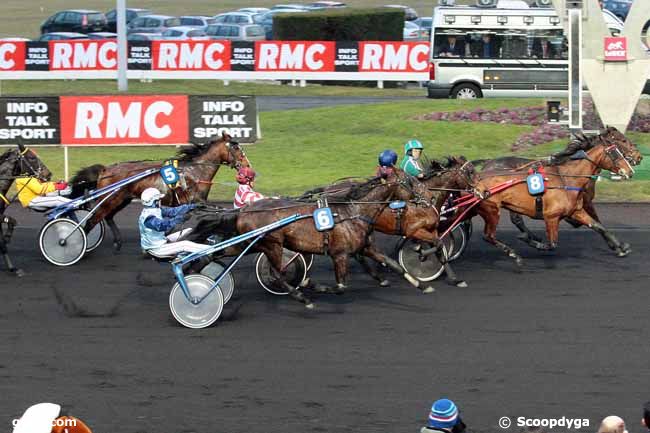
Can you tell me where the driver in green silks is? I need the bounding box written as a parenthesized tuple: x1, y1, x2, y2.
(400, 139, 426, 178)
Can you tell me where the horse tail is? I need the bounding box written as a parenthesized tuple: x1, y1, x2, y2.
(69, 164, 105, 199)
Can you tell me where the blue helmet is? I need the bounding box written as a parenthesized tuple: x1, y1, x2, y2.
(378, 149, 398, 167)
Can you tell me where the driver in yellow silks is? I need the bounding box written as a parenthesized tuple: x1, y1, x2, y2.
(15, 177, 71, 211)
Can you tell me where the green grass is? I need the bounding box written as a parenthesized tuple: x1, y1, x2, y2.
(1, 0, 476, 39)
(0, 79, 424, 98)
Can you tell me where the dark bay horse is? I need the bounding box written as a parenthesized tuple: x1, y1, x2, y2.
(475, 136, 636, 265)
(70, 133, 249, 250)
(0, 144, 52, 276)
(474, 128, 642, 257)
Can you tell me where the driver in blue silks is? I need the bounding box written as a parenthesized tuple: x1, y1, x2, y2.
(139, 187, 206, 258)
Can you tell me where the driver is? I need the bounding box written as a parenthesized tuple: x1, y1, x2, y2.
(12, 402, 92, 433)
(138, 187, 206, 258)
(15, 176, 71, 211)
(376, 149, 398, 178)
(400, 139, 426, 178)
(233, 167, 265, 209)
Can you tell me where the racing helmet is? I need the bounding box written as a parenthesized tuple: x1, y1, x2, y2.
(141, 188, 163, 207)
(404, 139, 424, 154)
(378, 149, 398, 167)
(236, 167, 256, 185)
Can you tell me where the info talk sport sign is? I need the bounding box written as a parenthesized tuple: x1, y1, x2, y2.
(0, 39, 430, 81)
(0, 95, 258, 145)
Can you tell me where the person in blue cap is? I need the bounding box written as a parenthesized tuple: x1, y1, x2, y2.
(376, 149, 398, 178)
(421, 399, 467, 433)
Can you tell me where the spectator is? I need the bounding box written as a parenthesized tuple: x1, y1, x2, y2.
(438, 35, 463, 57)
(421, 398, 467, 433)
(532, 38, 558, 59)
(472, 34, 497, 58)
(642, 401, 650, 431)
(597, 416, 628, 433)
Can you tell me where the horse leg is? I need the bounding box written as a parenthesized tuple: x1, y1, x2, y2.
(104, 197, 132, 251)
(569, 209, 630, 257)
(0, 222, 23, 277)
(540, 216, 560, 251)
(411, 229, 467, 288)
(362, 244, 434, 293)
(479, 205, 523, 266)
(354, 254, 390, 287)
(510, 212, 543, 244)
(258, 243, 314, 308)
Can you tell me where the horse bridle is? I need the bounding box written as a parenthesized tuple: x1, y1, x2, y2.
(14, 147, 48, 180)
(599, 132, 638, 172)
(226, 141, 250, 170)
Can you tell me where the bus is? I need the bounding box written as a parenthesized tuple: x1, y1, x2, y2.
(426, 0, 626, 99)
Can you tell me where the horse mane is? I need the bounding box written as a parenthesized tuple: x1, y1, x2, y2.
(548, 134, 597, 166)
(176, 139, 221, 161)
(299, 176, 385, 201)
(0, 148, 16, 165)
(421, 156, 462, 180)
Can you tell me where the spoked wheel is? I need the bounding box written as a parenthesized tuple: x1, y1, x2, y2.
(169, 274, 224, 329)
(255, 249, 308, 295)
(39, 218, 87, 267)
(73, 209, 105, 253)
(447, 224, 467, 262)
(199, 260, 235, 304)
(303, 254, 314, 271)
(398, 239, 449, 282)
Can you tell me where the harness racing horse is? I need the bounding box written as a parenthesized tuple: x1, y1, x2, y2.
(0, 144, 52, 276)
(474, 128, 642, 257)
(475, 136, 636, 265)
(69, 133, 250, 251)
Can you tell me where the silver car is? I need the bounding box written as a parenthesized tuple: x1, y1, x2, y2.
(213, 12, 264, 25)
(205, 24, 266, 41)
(179, 16, 217, 29)
(127, 15, 181, 34)
(161, 26, 208, 40)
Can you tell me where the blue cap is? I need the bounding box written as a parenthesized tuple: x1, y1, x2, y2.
(428, 399, 460, 429)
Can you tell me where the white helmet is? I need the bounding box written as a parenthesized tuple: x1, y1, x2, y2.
(141, 188, 163, 207)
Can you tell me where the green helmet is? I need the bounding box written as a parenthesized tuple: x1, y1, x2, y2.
(404, 139, 424, 153)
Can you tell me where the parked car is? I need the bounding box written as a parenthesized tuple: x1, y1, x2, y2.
(205, 24, 266, 41)
(41, 10, 108, 34)
(413, 16, 433, 38)
(127, 32, 161, 41)
(213, 12, 264, 25)
(238, 7, 271, 14)
(602, 0, 632, 20)
(105, 8, 151, 32)
(37, 32, 88, 41)
(128, 15, 181, 34)
(403, 21, 427, 40)
(271, 4, 312, 10)
(87, 32, 117, 39)
(384, 4, 419, 21)
(162, 26, 208, 40)
(179, 16, 217, 28)
(306, 1, 347, 9)
(260, 9, 307, 39)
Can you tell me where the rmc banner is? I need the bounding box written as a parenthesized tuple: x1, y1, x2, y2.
(0, 95, 258, 145)
(0, 40, 430, 81)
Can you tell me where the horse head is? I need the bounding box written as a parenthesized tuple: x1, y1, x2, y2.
(601, 126, 642, 166)
(13, 143, 52, 181)
(577, 138, 635, 180)
(200, 132, 251, 169)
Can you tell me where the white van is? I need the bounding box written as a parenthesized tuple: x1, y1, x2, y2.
(426, 0, 626, 99)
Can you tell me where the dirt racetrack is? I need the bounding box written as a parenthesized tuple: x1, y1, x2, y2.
(1, 203, 649, 433)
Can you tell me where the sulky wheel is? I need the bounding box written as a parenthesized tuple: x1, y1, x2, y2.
(303, 253, 314, 271)
(169, 274, 224, 329)
(198, 260, 235, 304)
(255, 249, 308, 296)
(398, 239, 449, 282)
(39, 218, 87, 267)
(73, 209, 105, 253)
(447, 224, 467, 262)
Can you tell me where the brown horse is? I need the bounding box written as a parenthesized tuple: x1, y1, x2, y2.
(474, 128, 642, 256)
(371, 157, 482, 287)
(70, 133, 249, 250)
(475, 135, 636, 265)
(0, 144, 52, 276)
(234, 171, 432, 308)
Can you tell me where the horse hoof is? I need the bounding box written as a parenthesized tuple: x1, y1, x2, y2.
(305, 302, 315, 310)
(113, 242, 122, 252)
(404, 273, 420, 287)
(456, 281, 468, 288)
(379, 279, 390, 287)
(12, 268, 25, 277)
(421, 286, 435, 294)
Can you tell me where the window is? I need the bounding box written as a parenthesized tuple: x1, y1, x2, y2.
(163, 29, 182, 37)
(433, 28, 567, 60)
(188, 30, 206, 37)
(130, 17, 145, 27)
(165, 18, 181, 27)
(246, 26, 264, 37)
(216, 26, 230, 37)
(145, 18, 161, 28)
(236, 15, 250, 23)
(181, 17, 202, 26)
(53, 12, 67, 24)
(230, 26, 241, 37)
(252, 14, 264, 24)
(214, 15, 226, 23)
(106, 10, 116, 20)
(88, 13, 104, 23)
(65, 13, 81, 24)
